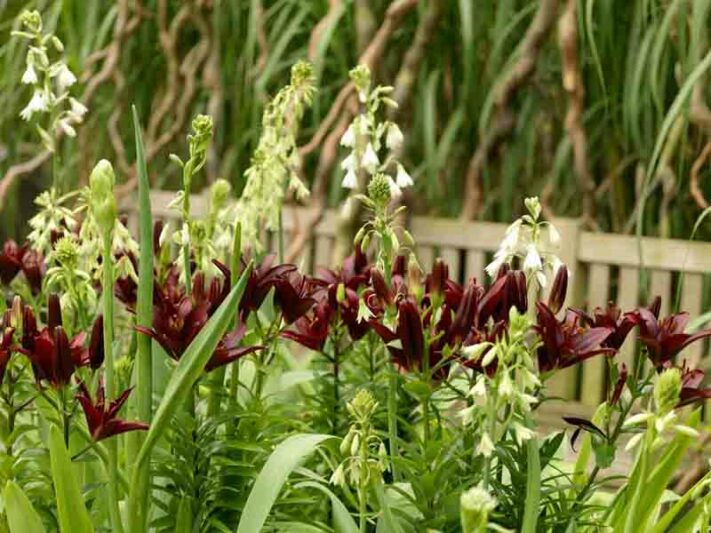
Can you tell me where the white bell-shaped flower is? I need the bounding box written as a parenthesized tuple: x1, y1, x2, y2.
(395, 163, 413, 188)
(55, 63, 76, 92)
(361, 143, 379, 173)
(20, 90, 49, 121)
(342, 168, 358, 189)
(340, 124, 355, 148)
(385, 123, 404, 151)
(22, 63, 38, 85)
(69, 97, 88, 118)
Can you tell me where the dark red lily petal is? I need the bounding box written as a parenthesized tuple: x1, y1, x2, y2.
(0, 240, 26, 285)
(547, 266, 568, 314)
(562, 416, 606, 439)
(0, 327, 15, 385)
(47, 294, 62, 331)
(20, 249, 44, 295)
(76, 381, 148, 441)
(89, 316, 104, 370)
(610, 363, 628, 405)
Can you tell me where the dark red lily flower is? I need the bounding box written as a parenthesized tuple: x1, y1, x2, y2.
(572, 302, 637, 350)
(76, 379, 148, 441)
(282, 301, 332, 351)
(205, 321, 262, 371)
(477, 270, 527, 326)
(634, 308, 711, 369)
(272, 271, 317, 324)
(426, 258, 448, 299)
(239, 255, 297, 318)
(18, 296, 99, 386)
(674, 362, 711, 408)
(547, 266, 568, 314)
(0, 240, 27, 285)
(370, 297, 426, 371)
(0, 327, 15, 385)
(535, 302, 615, 373)
(20, 249, 44, 295)
(88, 316, 104, 370)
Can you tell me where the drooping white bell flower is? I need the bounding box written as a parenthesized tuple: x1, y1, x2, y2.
(386, 175, 402, 198)
(340, 124, 355, 148)
(340, 153, 356, 173)
(57, 118, 76, 137)
(342, 168, 358, 189)
(395, 163, 413, 188)
(385, 123, 404, 151)
(361, 143, 379, 173)
(20, 89, 49, 121)
(54, 63, 76, 92)
(69, 97, 88, 118)
(22, 63, 38, 85)
(523, 244, 542, 272)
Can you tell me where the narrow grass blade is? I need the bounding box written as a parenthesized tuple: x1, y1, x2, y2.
(4, 481, 46, 533)
(48, 425, 94, 533)
(236, 433, 334, 533)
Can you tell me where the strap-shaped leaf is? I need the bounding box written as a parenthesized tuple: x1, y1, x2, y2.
(236, 433, 333, 533)
(48, 425, 94, 533)
(294, 481, 358, 533)
(4, 481, 46, 533)
(128, 264, 252, 531)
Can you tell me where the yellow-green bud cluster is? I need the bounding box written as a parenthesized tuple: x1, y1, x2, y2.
(654, 367, 682, 414)
(188, 114, 213, 159)
(367, 173, 392, 208)
(349, 64, 372, 99)
(20, 10, 42, 33)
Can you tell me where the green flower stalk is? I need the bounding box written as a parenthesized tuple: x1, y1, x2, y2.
(89, 159, 123, 533)
(239, 61, 316, 255)
(331, 390, 388, 533)
(170, 114, 214, 294)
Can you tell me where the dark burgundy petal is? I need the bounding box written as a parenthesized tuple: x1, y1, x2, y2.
(47, 294, 63, 332)
(89, 316, 105, 370)
(397, 298, 425, 370)
(610, 363, 628, 405)
(547, 266, 568, 314)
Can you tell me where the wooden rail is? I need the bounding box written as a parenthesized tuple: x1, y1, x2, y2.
(133, 191, 711, 410)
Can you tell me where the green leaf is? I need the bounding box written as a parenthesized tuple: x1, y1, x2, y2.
(236, 433, 334, 533)
(374, 480, 403, 533)
(127, 264, 252, 532)
(48, 425, 94, 533)
(521, 436, 540, 533)
(4, 481, 46, 533)
(293, 481, 358, 533)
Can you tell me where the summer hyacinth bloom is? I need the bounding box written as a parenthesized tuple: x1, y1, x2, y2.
(20, 89, 49, 121)
(634, 307, 711, 369)
(76, 380, 148, 441)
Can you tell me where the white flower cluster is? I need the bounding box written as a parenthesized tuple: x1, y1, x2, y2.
(485, 197, 563, 288)
(13, 10, 87, 150)
(339, 64, 412, 198)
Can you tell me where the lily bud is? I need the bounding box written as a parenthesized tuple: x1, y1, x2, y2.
(47, 293, 62, 331)
(89, 159, 117, 239)
(648, 295, 662, 318)
(89, 316, 105, 370)
(10, 296, 23, 330)
(370, 268, 392, 305)
(547, 265, 568, 314)
(430, 258, 448, 300)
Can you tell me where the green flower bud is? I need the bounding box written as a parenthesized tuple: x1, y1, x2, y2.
(89, 159, 117, 238)
(367, 173, 392, 208)
(654, 367, 682, 414)
(336, 283, 346, 305)
(524, 196, 541, 221)
(20, 10, 42, 33)
(53, 236, 80, 269)
(209, 178, 232, 212)
(349, 64, 371, 100)
(290, 60, 315, 90)
(348, 389, 378, 422)
(460, 486, 496, 533)
(188, 114, 213, 159)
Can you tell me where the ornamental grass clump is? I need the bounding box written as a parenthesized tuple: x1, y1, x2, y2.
(0, 14, 709, 532)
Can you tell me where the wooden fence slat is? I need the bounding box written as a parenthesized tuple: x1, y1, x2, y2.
(649, 270, 672, 317)
(579, 232, 711, 273)
(441, 247, 460, 283)
(464, 250, 486, 285)
(617, 267, 640, 370)
(418, 246, 435, 272)
(580, 264, 610, 406)
(680, 273, 705, 367)
(314, 236, 332, 272)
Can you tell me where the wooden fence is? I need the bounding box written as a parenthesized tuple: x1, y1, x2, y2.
(140, 191, 711, 412)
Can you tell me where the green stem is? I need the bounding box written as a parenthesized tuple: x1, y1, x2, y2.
(521, 431, 540, 533)
(387, 362, 399, 481)
(102, 238, 124, 533)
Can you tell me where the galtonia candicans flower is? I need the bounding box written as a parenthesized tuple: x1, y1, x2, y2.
(572, 302, 637, 351)
(634, 308, 711, 369)
(76, 380, 148, 441)
(535, 303, 615, 373)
